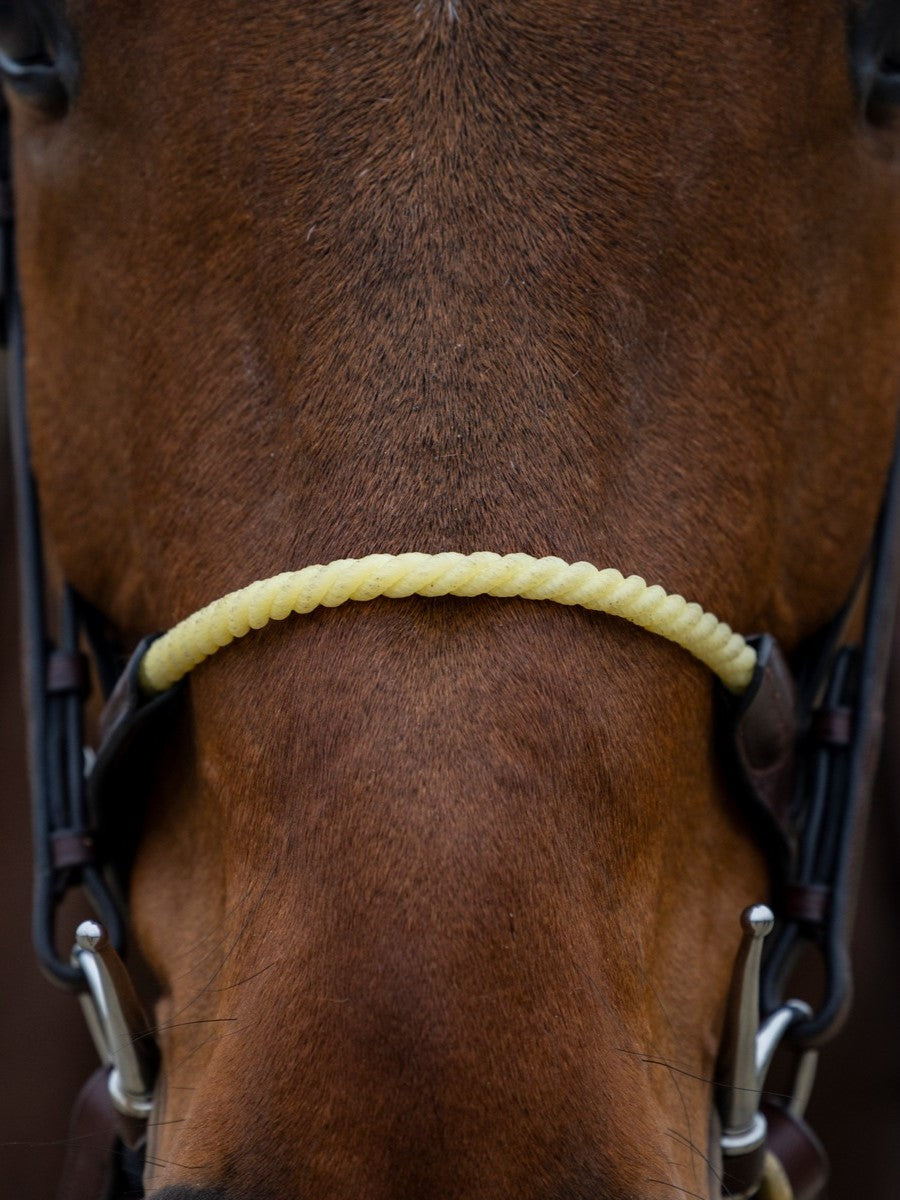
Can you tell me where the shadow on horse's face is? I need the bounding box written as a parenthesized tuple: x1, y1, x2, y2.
(9, 1, 900, 1197)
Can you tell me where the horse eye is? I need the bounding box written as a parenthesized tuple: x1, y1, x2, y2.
(849, 1, 900, 126)
(0, 1, 74, 116)
(866, 52, 900, 123)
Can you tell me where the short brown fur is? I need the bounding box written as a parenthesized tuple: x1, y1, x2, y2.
(9, 2, 900, 1197)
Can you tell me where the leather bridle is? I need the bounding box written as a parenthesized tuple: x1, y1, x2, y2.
(3, 93, 900, 1200)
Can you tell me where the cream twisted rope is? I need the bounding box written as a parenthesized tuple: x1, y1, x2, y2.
(758, 1152, 794, 1200)
(138, 552, 757, 696)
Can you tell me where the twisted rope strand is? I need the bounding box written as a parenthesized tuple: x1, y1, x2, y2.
(138, 552, 757, 695)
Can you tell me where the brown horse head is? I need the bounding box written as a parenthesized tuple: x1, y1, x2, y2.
(8, 2, 900, 1197)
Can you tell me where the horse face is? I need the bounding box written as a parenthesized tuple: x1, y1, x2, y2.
(8, 2, 900, 1197)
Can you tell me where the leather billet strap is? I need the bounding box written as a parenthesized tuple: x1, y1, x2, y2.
(56, 1068, 145, 1200)
(87, 636, 183, 869)
(727, 634, 798, 872)
(761, 1103, 829, 1200)
(722, 1100, 829, 1200)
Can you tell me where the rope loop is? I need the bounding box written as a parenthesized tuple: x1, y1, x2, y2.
(138, 552, 756, 695)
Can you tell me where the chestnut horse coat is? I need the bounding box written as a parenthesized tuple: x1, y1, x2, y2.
(5, 2, 900, 1198)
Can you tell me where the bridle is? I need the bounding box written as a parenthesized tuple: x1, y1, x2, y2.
(3, 80, 900, 1200)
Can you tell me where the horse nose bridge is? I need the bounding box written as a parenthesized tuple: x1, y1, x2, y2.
(138, 614, 730, 1200)
(152, 963, 679, 1200)
(146, 870, 701, 1199)
(183, 599, 707, 884)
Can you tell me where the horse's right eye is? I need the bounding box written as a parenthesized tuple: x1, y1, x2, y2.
(868, 53, 900, 123)
(0, 1, 75, 117)
(850, 1, 900, 129)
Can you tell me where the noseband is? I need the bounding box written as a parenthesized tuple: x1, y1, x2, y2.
(4, 108, 900, 1200)
(136, 551, 757, 693)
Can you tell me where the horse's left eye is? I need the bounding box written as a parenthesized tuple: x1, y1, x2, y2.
(0, 0, 75, 116)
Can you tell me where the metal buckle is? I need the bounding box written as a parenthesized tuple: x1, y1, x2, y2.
(717, 906, 819, 1199)
(70, 920, 159, 1121)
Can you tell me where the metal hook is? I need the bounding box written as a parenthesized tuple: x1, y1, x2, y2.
(71, 920, 159, 1120)
(717, 906, 819, 1199)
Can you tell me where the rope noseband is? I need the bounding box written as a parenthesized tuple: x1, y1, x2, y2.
(138, 551, 757, 695)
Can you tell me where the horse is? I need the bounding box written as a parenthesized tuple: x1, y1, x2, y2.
(4, 2, 900, 1198)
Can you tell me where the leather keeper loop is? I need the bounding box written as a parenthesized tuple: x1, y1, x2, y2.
(783, 883, 830, 925)
(50, 829, 97, 870)
(46, 649, 90, 696)
(810, 705, 852, 747)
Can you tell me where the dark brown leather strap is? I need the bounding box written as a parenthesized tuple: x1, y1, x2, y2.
(732, 635, 798, 837)
(46, 649, 90, 695)
(783, 883, 830, 925)
(811, 705, 853, 747)
(762, 1102, 829, 1200)
(50, 828, 97, 870)
(725, 634, 798, 871)
(55, 1068, 118, 1200)
(721, 1143, 768, 1198)
(55, 1068, 147, 1200)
